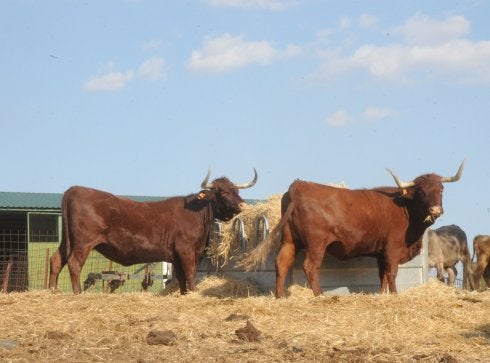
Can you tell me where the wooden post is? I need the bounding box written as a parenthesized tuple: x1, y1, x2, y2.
(1, 256, 14, 292)
(44, 248, 50, 289)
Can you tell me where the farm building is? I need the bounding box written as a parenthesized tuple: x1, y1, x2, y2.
(0, 191, 431, 295)
(0, 191, 167, 293)
(0, 192, 62, 292)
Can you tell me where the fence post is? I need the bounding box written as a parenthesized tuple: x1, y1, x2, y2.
(44, 248, 50, 289)
(1, 256, 14, 292)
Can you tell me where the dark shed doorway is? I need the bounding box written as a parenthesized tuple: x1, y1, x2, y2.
(0, 211, 28, 291)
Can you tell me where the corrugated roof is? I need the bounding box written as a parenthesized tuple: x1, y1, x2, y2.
(0, 191, 258, 210)
(0, 192, 165, 210)
(0, 192, 62, 209)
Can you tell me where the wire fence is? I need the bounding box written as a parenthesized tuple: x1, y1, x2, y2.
(0, 230, 171, 294)
(427, 268, 464, 289)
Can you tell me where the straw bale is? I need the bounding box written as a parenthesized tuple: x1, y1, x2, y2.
(207, 194, 282, 267)
(0, 278, 488, 362)
(207, 182, 348, 267)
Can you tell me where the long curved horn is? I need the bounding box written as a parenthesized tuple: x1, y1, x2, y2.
(386, 168, 415, 189)
(235, 168, 258, 189)
(200, 166, 213, 189)
(441, 160, 465, 183)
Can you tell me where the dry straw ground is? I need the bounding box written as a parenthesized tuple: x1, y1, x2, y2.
(0, 277, 488, 363)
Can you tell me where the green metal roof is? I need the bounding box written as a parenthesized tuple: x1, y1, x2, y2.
(0, 192, 62, 210)
(0, 191, 165, 210)
(0, 191, 259, 210)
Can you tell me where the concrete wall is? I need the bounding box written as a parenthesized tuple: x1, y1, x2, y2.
(198, 230, 429, 295)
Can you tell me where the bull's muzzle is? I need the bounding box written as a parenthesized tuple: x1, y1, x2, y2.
(429, 206, 443, 217)
(238, 202, 248, 212)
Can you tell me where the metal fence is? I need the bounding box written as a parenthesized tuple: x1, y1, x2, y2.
(0, 230, 28, 292)
(0, 230, 172, 293)
(427, 268, 464, 289)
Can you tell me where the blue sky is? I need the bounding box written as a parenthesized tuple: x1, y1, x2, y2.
(1, 0, 490, 243)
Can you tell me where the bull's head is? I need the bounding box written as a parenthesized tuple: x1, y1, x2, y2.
(198, 167, 258, 221)
(387, 160, 464, 224)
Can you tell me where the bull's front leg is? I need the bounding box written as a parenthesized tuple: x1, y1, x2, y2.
(185, 264, 197, 292)
(379, 255, 399, 293)
(435, 263, 446, 284)
(446, 266, 457, 285)
(385, 261, 399, 293)
(376, 256, 389, 293)
(172, 261, 188, 294)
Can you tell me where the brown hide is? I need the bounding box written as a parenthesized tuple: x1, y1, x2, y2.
(273, 165, 463, 297)
(49, 170, 257, 295)
(427, 225, 474, 289)
(472, 235, 490, 289)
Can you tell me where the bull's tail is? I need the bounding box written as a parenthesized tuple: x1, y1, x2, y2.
(49, 190, 73, 290)
(238, 200, 295, 272)
(61, 193, 71, 258)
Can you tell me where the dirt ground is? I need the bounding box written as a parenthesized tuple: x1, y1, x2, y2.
(0, 277, 488, 362)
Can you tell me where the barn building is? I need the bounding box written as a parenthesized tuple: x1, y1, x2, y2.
(0, 191, 164, 292)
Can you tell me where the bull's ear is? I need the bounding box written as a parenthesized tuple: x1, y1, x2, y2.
(400, 188, 415, 200)
(197, 190, 212, 200)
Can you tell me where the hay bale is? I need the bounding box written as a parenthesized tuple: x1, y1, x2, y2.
(207, 182, 349, 267)
(207, 194, 282, 267)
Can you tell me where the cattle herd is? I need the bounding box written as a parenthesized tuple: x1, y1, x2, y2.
(49, 162, 490, 297)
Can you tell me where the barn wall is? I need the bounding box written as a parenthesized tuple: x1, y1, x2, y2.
(198, 231, 429, 295)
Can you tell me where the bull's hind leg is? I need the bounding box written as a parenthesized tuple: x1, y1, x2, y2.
(49, 239, 70, 290)
(66, 247, 92, 294)
(483, 264, 490, 288)
(303, 244, 327, 297)
(473, 254, 490, 290)
(275, 224, 296, 298)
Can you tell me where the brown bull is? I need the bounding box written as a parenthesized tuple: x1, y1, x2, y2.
(427, 225, 474, 289)
(241, 162, 464, 297)
(49, 168, 257, 295)
(472, 235, 490, 290)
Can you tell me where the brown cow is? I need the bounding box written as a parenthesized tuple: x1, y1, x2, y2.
(241, 162, 464, 297)
(49, 168, 257, 295)
(427, 225, 474, 289)
(472, 235, 490, 290)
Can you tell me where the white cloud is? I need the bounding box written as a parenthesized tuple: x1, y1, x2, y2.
(325, 107, 396, 127)
(84, 57, 166, 92)
(324, 110, 351, 127)
(141, 40, 163, 52)
(138, 57, 166, 81)
(338, 16, 351, 30)
(187, 34, 300, 74)
(83, 71, 134, 92)
(361, 107, 395, 121)
(311, 14, 490, 85)
(395, 14, 470, 46)
(358, 14, 378, 29)
(351, 40, 490, 83)
(204, 0, 298, 10)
